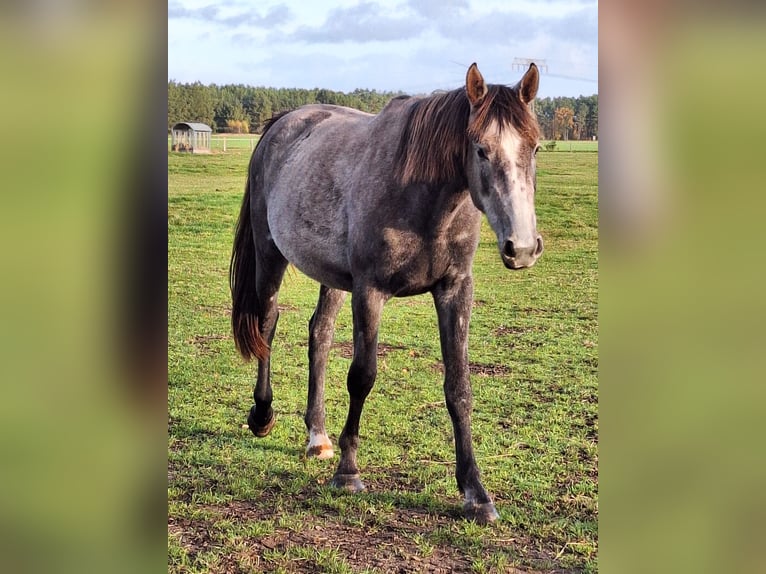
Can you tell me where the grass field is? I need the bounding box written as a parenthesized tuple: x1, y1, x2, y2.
(168, 135, 598, 154)
(168, 146, 598, 572)
(540, 140, 598, 152)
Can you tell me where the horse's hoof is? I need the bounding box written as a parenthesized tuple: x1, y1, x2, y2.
(247, 406, 276, 438)
(464, 501, 500, 525)
(306, 444, 334, 459)
(330, 473, 366, 492)
(306, 432, 334, 459)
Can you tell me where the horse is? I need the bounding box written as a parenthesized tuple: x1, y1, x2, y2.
(230, 63, 542, 524)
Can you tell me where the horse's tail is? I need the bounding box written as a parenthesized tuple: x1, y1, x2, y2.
(230, 113, 290, 362)
(230, 167, 269, 362)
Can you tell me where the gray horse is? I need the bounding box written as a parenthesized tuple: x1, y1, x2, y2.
(231, 63, 542, 524)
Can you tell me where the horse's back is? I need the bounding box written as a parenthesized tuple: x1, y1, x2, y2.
(263, 104, 372, 146)
(253, 104, 376, 290)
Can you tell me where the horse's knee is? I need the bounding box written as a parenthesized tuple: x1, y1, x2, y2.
(349, 360, 376, 382)
(308, 326, 325, 357)
(346, 361, 376, 399)
(445, 389, 472, 420)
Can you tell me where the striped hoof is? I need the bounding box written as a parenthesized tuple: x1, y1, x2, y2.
(247, 406, 276, 438)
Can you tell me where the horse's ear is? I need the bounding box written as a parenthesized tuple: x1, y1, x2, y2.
(466, 63, 487, 107)
(516, 63, 539, 105)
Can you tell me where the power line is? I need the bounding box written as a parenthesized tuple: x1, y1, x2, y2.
(513, 57, 596, 83)
(547, 73, 597, 83)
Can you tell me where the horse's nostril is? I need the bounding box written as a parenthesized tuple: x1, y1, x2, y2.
(534, 235, 544, 257)
(503, 240, 516, 259)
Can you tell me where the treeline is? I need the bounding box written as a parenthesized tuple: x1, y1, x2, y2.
(168, 81, 404, 133)
(168, 80, 597, 139)
(535, 95, 598, 141)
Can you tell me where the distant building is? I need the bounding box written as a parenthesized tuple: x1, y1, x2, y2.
(171, 122, 212, 153)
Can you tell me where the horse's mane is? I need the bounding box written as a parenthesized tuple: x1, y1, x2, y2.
(394, 85, 540, 187)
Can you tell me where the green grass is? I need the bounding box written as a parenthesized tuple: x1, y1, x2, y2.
(168, 148, 598, 572)
(541, 140, 598, 152)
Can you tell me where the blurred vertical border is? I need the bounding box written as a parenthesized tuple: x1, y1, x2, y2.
(4, 0, 766, 572)
(0, 1, 167, 572)
(601, 1, 766, 573)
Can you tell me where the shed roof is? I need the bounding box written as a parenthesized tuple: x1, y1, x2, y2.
(172, 122, 212, 132)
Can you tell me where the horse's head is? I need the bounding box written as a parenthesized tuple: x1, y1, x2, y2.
(464, 63, 543, 270)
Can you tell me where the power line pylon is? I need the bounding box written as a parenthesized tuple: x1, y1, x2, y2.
(512, 58, 548, 74)
(512, 58, 547, 113)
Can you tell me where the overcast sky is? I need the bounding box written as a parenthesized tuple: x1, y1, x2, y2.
(168, 0, 597, 98)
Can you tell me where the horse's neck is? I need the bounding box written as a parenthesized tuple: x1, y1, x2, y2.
(419, 182, 479, 233)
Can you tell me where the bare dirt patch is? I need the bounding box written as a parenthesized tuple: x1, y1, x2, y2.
(493, 324, 546, 337)
(169, 500, 552, 574)
(431, 362, 513, 376)
(189, 333, 229, 355)
(333, 341, 413, 360)
(196, 304, 232, 317)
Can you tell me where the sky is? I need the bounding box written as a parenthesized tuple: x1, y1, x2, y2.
(168, 0, 597, 98)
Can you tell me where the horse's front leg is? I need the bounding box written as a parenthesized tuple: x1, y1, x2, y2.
(305, 285, 346, 459)
(331, 286, 387, 492)
(433, 275, 499, 524)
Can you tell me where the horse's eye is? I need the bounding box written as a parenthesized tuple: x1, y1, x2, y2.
(476, 146, 489, 161)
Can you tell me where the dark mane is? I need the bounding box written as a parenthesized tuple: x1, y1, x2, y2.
(394, 89, 470, 187)
(394, 84, 540, 186)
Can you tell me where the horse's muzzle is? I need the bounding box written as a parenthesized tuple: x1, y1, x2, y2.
(501, 235, 544, 269)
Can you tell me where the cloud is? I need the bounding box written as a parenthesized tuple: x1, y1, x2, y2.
(408, 0, 468, 19)
(546, 7, 597, 45)
(435, 10, 540, 44)
(168, 1, 291, 29)
(167, 2, 193, 19)
(262, 1, 595, 91)
(289, 1, 425, 43)
(169, 0, 597, 96)
(433, 7, 597, 50)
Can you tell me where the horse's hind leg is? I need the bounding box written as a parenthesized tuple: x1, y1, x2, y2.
(247, 243, 288, 437)
(305, 285, 346, 459)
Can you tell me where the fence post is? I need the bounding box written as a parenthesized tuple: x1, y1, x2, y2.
(223, 137, 227, 152)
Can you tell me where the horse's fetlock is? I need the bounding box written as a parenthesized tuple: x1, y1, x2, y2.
(338, 433, 358, 452)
